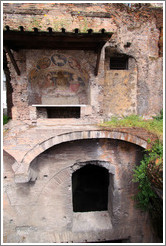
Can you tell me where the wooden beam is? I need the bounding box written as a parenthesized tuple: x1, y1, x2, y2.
(94, 45, 103, 76)
(4, 46, 20, 75)
(4, 31, 113, 51)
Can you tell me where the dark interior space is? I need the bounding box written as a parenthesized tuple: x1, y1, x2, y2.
(46, 106, 80, 118)
(72, 164, 109, 212)
(110, 55, 128, 70)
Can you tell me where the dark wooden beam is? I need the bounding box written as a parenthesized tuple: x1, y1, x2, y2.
(4, 31, 113, 51)
(94, 45, 103, 76)
(4, 46, 20, 75)
(4, 41, 100, 50)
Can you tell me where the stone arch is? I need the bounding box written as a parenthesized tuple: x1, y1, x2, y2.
(37, 160, 115, 199)
(37, 160, 117, 220)
(37, 160, 115, 194)
(14, 130, 148, 183)
(71, 160, 115, 174)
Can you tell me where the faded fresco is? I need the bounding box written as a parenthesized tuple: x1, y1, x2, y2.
(28, 54, 89, 105)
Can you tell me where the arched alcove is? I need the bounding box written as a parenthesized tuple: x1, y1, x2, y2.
(28, 53, 90, 106)
(72, 164, 109, 212)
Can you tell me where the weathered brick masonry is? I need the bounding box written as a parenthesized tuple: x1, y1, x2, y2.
(3, 3, 163, 243)
(3, 3, 163, 119)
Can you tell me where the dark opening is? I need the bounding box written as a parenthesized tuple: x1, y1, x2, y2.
(38, 106, 80, 118)
(110, 55, 128, 70)
(72, 164, 109, 212)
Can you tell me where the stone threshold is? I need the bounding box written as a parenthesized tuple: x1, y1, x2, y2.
(72, 211, 112, 232)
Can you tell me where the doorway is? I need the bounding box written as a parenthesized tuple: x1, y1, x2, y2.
(72, 164, 109, 212)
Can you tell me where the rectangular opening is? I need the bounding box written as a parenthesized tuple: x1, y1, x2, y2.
(110, 56, 128, 70)
(37, 106, 81, 118)
(72, 164, 109, 212)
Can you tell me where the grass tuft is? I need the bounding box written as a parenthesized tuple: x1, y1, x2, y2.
(3, 115, 10, 125)
(101, 114, 163, 138)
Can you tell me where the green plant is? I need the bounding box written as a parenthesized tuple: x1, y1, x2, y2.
(153, 109, 163, 121)
(101, 114, 163, 138)
(132, 140, 163, 210)
(132, 159, 156, 210)
(3, 115, 9, 125)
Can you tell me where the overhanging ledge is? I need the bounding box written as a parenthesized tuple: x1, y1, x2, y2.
(3, 30, 113, 50)
(4, 29, 113, 76)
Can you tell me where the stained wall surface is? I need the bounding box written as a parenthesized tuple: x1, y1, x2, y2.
(4, 139, 156, 243)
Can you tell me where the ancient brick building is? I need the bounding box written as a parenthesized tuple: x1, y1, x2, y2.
(3, 3, 163, 243)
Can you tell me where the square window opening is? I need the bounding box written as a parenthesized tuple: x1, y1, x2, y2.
(110, 56, 128, 70)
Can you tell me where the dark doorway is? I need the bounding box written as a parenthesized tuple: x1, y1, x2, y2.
(72, 164, 109, 212)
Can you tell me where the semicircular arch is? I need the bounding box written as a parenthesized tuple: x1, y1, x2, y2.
(14, 130, 150, 183)
(22, 130, 148, 166)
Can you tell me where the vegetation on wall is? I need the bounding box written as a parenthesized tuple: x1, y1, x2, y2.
(131, 110, 163, 241)
(3, 115, 10, 125)
(132, 140, 163, 210)
(101, 110, 163, 240)
(101, 111, 163, 139)
(132, 110, 163, 208)
(132, 139, 163, 240)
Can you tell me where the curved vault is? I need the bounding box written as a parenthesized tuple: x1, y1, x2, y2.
(9, 130, 148, 183)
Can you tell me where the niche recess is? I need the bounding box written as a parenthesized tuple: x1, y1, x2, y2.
(36, 106, 81, 118)
(47, 106, 80, 118)
(105, 47, 131, 71)
(110, 55, 129, 70)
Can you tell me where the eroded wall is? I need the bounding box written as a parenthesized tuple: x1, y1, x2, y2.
(3, 139, 156, 243)
(4, 3, 163, 121)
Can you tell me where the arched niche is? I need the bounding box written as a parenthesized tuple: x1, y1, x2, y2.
(28, 54, 90, 105)
(71, 161, 116, 231)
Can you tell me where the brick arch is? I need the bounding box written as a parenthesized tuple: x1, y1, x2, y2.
(71, 160, 115, 175)
(22, 130, 147, 165)
(37, 160, 116, 204)
(13, 130, 149, 183)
